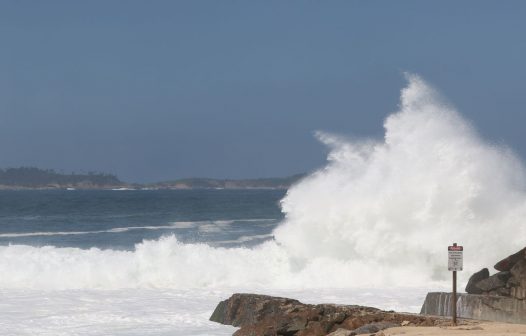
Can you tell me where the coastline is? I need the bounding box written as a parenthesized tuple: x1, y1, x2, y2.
(0, 185, 290, 191)
(0, 171, 304, 190)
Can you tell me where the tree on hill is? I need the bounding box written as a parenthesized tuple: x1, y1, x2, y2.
(0, 167, 122, 187)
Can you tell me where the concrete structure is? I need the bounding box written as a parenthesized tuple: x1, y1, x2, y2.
(421, 292, 526, 324)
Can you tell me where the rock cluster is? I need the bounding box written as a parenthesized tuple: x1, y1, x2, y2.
(465, 247, 526, 299)
(210, 293, 445, 336)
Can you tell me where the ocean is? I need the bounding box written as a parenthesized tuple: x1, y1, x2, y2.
(2, 75, 525, 335)
(0, 189, 431, 336)
(0, 189, 283, 336)
(0, 189, 284, 250)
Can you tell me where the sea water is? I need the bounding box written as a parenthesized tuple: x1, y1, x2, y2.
(1, 75, 525, 335)
(0, 190, 430, 335)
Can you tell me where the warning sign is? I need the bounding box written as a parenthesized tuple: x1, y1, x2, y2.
(448, 245, 463, 271)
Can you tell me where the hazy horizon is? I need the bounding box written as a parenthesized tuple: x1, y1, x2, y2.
(0, 165, 306, 184)
(2, 1, 526, 182)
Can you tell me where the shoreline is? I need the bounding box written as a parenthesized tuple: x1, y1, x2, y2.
(0, 185, 291, 191)
(382, 322, 526, 335)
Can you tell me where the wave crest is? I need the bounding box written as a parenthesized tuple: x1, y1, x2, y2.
(275, 74, 526, 284)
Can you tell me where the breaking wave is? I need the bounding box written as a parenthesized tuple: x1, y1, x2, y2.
(0, 219, 275, 238)
(2, 74, 525, 290)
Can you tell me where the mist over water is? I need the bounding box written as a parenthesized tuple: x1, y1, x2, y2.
(1, 74, 525, 290)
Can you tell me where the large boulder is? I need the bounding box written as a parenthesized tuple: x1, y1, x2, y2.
(464, 246, 526, 300)
(465, 268, 489, 294)
(475, 271, 510, 292)
(494, 247, 526, 271)
(211, 294, 444, 336)
(209, 293, 303, 327)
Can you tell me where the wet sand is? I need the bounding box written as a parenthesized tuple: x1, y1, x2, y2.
(383, 322, 526, 335)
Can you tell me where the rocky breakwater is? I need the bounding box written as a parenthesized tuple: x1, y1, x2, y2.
(466, 247, 526, 299)
(421, 246, 526, 323)
(210, 293, 450, 336)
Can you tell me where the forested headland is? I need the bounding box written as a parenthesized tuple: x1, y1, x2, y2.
(0, 167, 123, 189)
(0, 167, 304, 190)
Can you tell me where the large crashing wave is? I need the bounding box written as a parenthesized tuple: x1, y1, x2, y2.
(1, 74, 525, 290)
(275, 74, 526, 283)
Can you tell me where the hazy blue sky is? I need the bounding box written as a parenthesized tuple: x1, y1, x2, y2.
(1, 1, 525, 182)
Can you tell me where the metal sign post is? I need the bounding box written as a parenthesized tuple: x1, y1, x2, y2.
(448, 243, 463, 326)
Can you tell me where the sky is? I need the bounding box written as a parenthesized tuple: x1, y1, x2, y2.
(1, 1, 525, 183)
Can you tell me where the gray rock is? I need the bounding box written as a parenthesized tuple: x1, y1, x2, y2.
(496, 287, 511, 296)
(476, 273, 507, 292)
(496, 271, 512, 282)
(327, 328, 354, 336)
(511, 258, 526, 280)
(508, 276, 521, 286)
(351, 322, 399, 334)
(209, 299, 228, 325)
(465, 268, 489, 294)
(494, 247, 526, 272)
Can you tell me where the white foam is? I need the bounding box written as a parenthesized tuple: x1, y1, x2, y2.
(214, 233, 274, 244)
(0, 219, 274, 238)
(275, 74, 526, 285)
(1, 234, 431, 289)
(0, 288, 237, 336)
(0, 287, 431, 336)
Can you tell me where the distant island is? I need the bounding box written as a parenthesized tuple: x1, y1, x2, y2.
(0, 167, 122, 189)
(150, 174, 305, 190)
(0, 167, 305, 190)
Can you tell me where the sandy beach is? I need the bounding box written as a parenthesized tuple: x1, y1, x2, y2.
(383, 322, 526, 336)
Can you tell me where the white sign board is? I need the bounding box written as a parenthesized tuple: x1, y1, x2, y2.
(448, 245, 463, 271)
